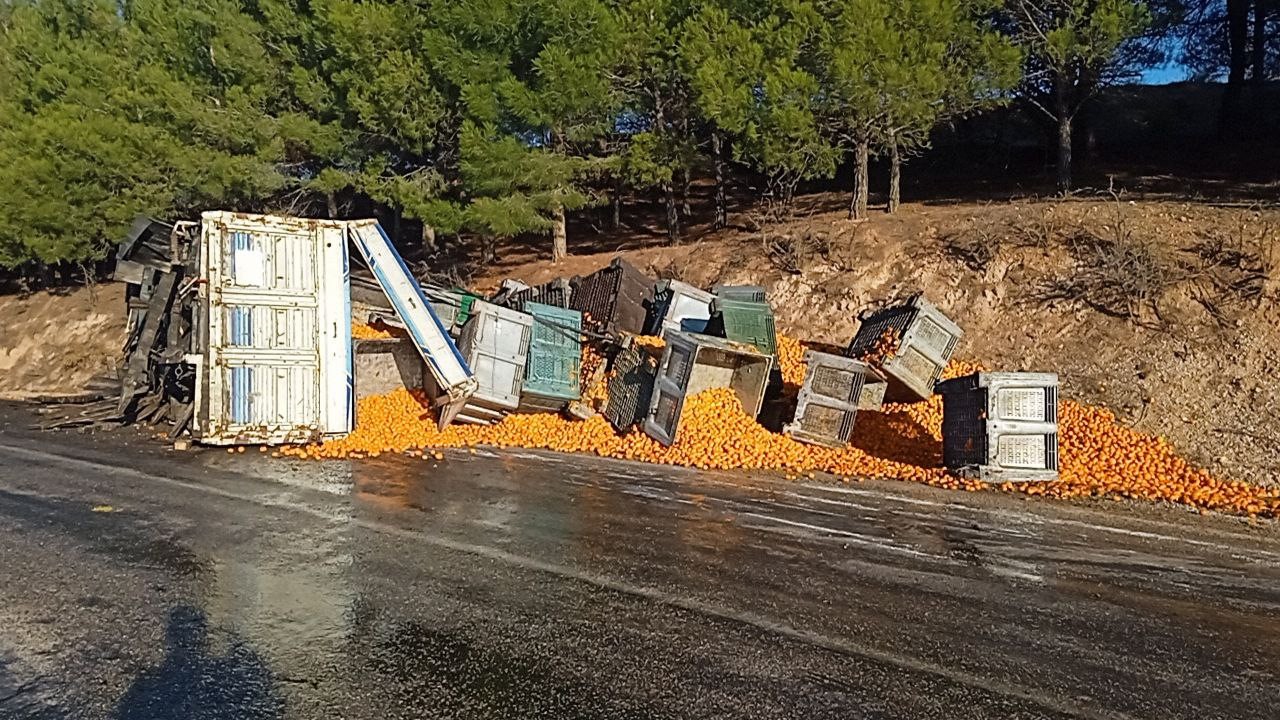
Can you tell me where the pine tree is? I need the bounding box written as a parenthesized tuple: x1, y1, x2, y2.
(0, 0, 288, 269)
(1002, 0, 1150, 192)
(614, 0, 701, 242)
(682, 2, 837, 215)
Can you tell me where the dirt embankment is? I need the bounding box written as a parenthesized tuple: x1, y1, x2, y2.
(0, 284, 125, 401)
(4, 198, 1278, 488)
(481, 197, 1280, 488)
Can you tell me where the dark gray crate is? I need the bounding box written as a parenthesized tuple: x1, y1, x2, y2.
(783, 352, 874, 447)
(570, 258, 654, 337)
(712, 284, 767, 302)
(492, 277, 573, 312)
(605, 344, 659, 431)
(704, 298, 778, 356)
(847, 295, 962, 403)
(938, 372, 1059, 482)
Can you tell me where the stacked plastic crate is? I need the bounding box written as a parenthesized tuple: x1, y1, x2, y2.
(938, 372, 1060, 481)
(453, 301, 534, 424)
(783, 352, 885, 447)
(519, 302, 583, 413)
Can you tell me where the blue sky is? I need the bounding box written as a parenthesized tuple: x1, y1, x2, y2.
(1139, 63, 1189, 84)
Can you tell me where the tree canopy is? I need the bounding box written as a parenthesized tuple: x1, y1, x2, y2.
(0, 0, 1158, 270)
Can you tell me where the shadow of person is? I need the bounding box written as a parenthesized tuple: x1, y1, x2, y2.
(116, 606, 284, 720)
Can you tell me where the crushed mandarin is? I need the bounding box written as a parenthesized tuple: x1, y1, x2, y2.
(281, 332, 1280, 520)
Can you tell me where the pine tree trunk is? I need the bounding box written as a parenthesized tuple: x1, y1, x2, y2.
(1221, 0, 1251, 135)
(551, 205, 568, 264)
(326, 192, 338, 219)
(1056, 111, 1072, 194)
(664, 183, 680, 244)
(611, 178, 623, 230)
(1252, 0, 1267, 96)
(887, 131, 901, 214)
(850, 138, 869, 220)
(680, 167, 692, 218)
(422, 224, 437, 251)
(712, 131, 727, 230)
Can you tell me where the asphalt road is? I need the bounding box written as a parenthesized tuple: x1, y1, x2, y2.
(1, 404, 1278, 719)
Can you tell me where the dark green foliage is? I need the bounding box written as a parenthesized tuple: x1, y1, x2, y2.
(0, 0, 1153, 270)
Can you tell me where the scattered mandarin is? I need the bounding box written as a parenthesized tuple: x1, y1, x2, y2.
(273, 332, 1280, 521)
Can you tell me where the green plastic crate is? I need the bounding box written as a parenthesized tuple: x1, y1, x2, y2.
(706, 298, 778, 356)
(522, 302, 583, 402)
(455, 290, 479, 328)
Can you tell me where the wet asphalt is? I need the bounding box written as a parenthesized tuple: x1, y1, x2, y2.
(0, 404, 1278, 719)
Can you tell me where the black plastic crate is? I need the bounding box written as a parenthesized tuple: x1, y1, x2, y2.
(491, 277, 573, 312)
(938, 372, 1059, 482)
(604, 344, 659, 431)
(570, 258, 654, 337)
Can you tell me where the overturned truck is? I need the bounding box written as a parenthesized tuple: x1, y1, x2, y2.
(48, 212, 477, 445)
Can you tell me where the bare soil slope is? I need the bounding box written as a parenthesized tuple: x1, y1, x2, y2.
(480, 196, 1280, 487)
(0, 284, 125, 401)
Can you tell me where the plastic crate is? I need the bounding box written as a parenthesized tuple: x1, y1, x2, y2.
(847, 295, 962, 403)
(938, 372, 1059, 482)
(604, 344, 658, 431)
(649, 280, 715, 336)
(520, 302, 583, 409)
(570, 258, 654, 337)
(493, 277, 573, 312)
(453, 301, 533, 424)
(704, 298, 778, 356)
(643, 331, 773, 446)
(712, 284, 768, 302)
(783, 352, 874, 447)
(858, 368, 888, 410)
(422, 287, 481, 338)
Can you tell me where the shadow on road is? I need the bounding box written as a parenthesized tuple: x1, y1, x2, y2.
(115, 606, 284, 720)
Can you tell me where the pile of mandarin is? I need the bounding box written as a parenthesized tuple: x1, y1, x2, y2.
(284, 325, 1279, 519)
(350, 320, 399, 340)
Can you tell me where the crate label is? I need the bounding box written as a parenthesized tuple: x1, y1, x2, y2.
(996, 434, 1048, 468)
(995, 388, 1048, 422)
(895, 346, 941, 389)
(914, 316, 955, 356)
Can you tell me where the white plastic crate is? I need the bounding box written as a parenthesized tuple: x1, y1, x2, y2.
(650, 280, 715, 335)
(643, 331, 773, 446)
(847, 295, 962, 402)
(784, 352, 876, 447)
(938, 372, 1059, 482)
(453, 301, 533, 424)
